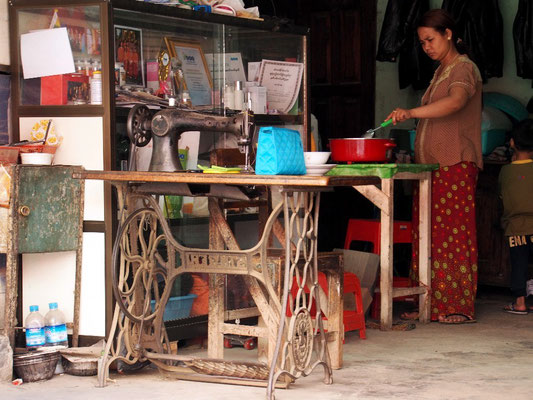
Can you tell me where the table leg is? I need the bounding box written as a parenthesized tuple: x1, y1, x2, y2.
(379, 178, 394, 329)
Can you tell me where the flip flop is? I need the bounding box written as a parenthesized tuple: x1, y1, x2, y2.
(399, 311, 419, 321)
(503, 303, 528, 315)
(438, 313, 477, 324)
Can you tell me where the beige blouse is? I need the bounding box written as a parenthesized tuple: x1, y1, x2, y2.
(414, 55, 483, 169)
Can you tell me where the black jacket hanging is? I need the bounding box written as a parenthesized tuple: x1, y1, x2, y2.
(442, 0, 504, 82)
(376, 0, 434, 90)
(513, 0, 533, 82)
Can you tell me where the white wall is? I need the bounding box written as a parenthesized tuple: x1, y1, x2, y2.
(19, 117, 106, 337)
(375, 0, 531, 129)
(0, 0, 8, 65)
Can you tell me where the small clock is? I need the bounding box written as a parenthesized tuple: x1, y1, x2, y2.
(158, 50, 170, 81)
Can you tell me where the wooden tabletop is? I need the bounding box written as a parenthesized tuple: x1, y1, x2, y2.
(73, 170, 382, 187)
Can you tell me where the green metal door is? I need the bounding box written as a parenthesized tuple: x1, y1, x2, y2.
(17, 166, 83, 253)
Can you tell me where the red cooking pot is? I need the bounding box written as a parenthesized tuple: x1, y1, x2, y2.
(329, 138, 396, 163)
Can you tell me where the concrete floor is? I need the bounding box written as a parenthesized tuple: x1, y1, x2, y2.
(3, 290, 533, 400)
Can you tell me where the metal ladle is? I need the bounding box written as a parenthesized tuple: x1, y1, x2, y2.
(364, 118, 393, 138)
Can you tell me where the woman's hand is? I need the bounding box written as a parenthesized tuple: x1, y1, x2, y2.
(385, 108, 412, 125)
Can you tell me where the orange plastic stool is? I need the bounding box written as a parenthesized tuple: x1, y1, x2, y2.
(288, 271, 366, 339)
(344, 218, 414, 320)
(341, 272, 366, 339)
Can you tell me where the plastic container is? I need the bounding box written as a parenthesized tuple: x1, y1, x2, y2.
(234, 80, 244, 111)
(90, 70, 102, 104)
(44, 302, 68, 348)
(20, 152, 54, 165)
(25, 305, 46, 351)
(224, 84, 234, 109)
(150, 294, 197, 321)
(481, 129, 506, 155)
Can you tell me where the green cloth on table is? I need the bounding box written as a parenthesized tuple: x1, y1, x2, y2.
(326, 163, 439, 179)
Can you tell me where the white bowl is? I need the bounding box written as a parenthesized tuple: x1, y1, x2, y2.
(304, 151, 331, 165)
(305, 164, 336, 176)
(20, 152, 53, 165)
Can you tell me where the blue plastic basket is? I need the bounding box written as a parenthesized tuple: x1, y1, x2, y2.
(150, 294, 197, 321)
(483, 92, 528, 123)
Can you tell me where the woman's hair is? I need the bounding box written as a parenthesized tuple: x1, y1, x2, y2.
(511, 119, 533, 152)
(417, 9, 470, 56)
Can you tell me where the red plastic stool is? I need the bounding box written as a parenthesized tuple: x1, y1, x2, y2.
(344, 219, 414, 320)
(288, 271, 366, 339)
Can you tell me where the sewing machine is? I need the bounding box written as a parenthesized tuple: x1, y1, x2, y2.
(126, 104, 255, 172)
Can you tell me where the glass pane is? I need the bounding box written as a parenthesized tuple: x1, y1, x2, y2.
(113, 8, 304, 117)
(17, 6, 101, 106)
(114, 8, 222, 109)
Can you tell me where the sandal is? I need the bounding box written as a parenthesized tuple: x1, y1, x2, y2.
(503, 303, 528, 315)
(399, 311, 419, 321)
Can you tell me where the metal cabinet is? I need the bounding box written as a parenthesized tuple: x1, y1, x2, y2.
(1, 165, 84, 348)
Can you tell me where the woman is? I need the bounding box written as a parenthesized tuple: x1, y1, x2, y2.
(387, 9, 482, 324)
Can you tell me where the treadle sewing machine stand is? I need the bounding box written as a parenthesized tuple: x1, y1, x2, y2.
(90, 175, 348, 399)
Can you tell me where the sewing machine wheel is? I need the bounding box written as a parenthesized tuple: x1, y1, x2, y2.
(127, 104, 153, 147)
(112, 207, 169, 324)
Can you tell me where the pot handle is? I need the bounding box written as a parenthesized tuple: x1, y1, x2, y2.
(384, 142, 397, 148)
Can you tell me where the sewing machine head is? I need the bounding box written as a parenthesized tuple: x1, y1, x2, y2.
(127, 105, 254, 172)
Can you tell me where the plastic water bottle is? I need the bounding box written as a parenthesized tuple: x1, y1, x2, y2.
(25, 305, 45, 351)
(44, 302, 68, 348)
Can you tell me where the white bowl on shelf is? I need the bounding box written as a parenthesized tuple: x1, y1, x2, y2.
(20, 152, 53, 165)
(305, 164, 336, 176)
(304, 151, 331, 166)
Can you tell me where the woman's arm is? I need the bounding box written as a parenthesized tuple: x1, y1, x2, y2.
(386, 86, 469, 124)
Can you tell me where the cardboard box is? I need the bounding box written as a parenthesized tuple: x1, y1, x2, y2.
(41, 73, 89, 105)
(334, 248, 379, 314)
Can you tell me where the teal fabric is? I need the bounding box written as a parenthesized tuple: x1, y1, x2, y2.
(326, 163, 439, 179)
(255, 127, 306, 175)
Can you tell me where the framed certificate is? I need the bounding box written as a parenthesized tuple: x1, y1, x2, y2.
(164, 38, 213, 106)
(258, 60, 304, 114)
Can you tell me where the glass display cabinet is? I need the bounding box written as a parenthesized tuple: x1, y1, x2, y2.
(9, 0, 309, 340)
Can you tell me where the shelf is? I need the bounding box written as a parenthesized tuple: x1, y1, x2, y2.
(15, 105, 106, 117)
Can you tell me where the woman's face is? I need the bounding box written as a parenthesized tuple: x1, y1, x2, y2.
(417, 27, 453, 62)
